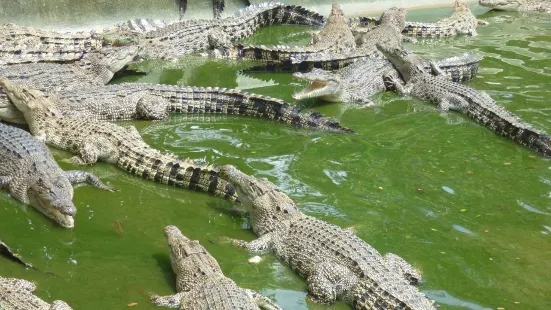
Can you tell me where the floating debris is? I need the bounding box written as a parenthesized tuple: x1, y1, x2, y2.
(442, 186, 455, 195)
(248, 256, 262, 264)
(128, 302, 138, 307)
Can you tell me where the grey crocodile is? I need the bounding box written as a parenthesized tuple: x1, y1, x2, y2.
(479, 0, 551, 13)
(219, 164, 436, 309)
(139, 2, 324, 60)
(377, 42, 551, 157)
(0, 79, 239, 202)
(0, 122, 114, 228)
(219, 7, 407, 73)
(0, 276, 73, 310)
(0, 83, 352, 132)
(402, 1, 482, 37)
(292, 51, 480, 105)
(0, 46, 139, 123)
(150, 225, 283, 309)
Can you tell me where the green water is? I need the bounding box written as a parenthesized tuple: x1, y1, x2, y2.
(2, 6, 551, 310)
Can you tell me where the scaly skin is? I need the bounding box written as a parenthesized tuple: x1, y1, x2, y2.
(227, 7, 407, 73)
(403, 1, 481, 37)
(0, 83, 353, 132)
(377, 42, 551, 157)
(150, 225, 283, 309)
(0, 79, 239, 202)
(0, 123, 114, 228)
(0, 276, 73, 310)
(0, 46, 139, 124)
(219, 165, 436, 309)
(140, 2, 324, 60)
(292, 51, 480, 105)
(479, 0, 551, 13)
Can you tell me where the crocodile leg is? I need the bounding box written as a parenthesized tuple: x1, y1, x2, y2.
(150, 292, 185, 309)
(228, 233, 273, 253)
(307, 261, 358, 304)
(383, 253, 423, 285)
(63, 171, 116, 191)
(437, 93, 470, 112)
(0, 176, 11, 188)
(429, 61, 447, 76)
(247, 290, 284, 310)
(135, 93, 170, 120)
(71, 136, 118, 165)
(384, 74, 413, 96)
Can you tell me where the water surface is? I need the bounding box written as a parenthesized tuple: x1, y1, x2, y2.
(1, 5, 551, 310)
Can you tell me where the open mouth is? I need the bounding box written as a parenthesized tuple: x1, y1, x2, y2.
(293, 80, 329, 100)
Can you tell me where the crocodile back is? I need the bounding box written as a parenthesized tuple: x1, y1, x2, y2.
(274, 216, 435, 309)
(181, 276, 260, 310)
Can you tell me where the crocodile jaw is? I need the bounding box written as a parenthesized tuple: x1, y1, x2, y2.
(28, 193, 75, 228)
(292, 72, 343, 102)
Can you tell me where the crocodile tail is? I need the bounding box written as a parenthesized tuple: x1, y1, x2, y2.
(169, 86, 354, 133)
(120, 153, 238, 201)
(466, 102, 551, 157)
(402, 22, 454, 38)
(244, 3, 325, 28)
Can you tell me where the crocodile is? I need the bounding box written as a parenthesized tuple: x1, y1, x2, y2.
(0, 83, 352, 132)
(377, 42, 551, 157)
(1, 239, 33, 268)
(0, 276, 73, 310)
(150, 225, 283, 309)
(479, 0, 551, 13)
(0, 45, 139, 123)
(215, 7, 407, 73)
(139, 2, 325, 60)
(0, 122, 115, 228)
(292, 51, 480, 105)
(402, 1, 482, 37)
(218, 164, 437, 309)
(0, 79, 239, 202)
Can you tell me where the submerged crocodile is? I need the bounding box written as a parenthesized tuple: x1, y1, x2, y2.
(1, 239, 33, 268)
(479, 0, 551, 13)
(0, 83, 352, 132)
(219, 7, 407, 73)
(219, 164, 436, 309)
(150, 225, 283, 309)
(0, 276, 73, 310)
(377, 42, 551, 157)
(402, 1, 482, 37)
(0, 79, 239, 202)
(293, 51, 480, 105)
(0, 122, 114, 228)
(0, 46, 139, 123)
(139, 2, 325, 60)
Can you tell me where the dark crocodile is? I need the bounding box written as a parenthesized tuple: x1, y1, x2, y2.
(377, 42, 551, 157)
(0, 83, 352, 133)
(292, 51, 480, 105)
(0, 79, 239, 202)
(0, 239, 33, 268)
(219, 165, 437, 309)
(479, 0, 551, 13)
(150, 225, 283, 309)
(0, 276, 73, 310)
(0, 46, 139, 124)
(0, 122, 114, 228)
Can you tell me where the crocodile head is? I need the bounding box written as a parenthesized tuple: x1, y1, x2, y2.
(219, 165, 300, 236)
(292, 69, 344, 102)
(0, 78, 60, 121)
(453, 1, 470, 12)
(376, 43, 424, 82)
(78, 45, 139, 84)
(163, 225, 221, 292)
(479, 0, 526, 11)
(27, 174, 76, 229)
(379, 7, 408, 30)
